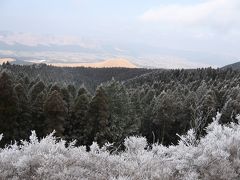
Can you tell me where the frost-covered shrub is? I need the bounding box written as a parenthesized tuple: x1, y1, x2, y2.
(124, 136, 147, 154)
(0, 114, 240, 179)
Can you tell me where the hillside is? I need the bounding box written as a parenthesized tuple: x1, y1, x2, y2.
(0, 63, 153, 92)
(222, 61, 240, 70)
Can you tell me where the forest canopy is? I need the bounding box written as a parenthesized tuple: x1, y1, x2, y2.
(0, 63, 240, 148)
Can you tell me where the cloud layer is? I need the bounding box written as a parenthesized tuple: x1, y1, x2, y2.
(140, 0, 240, 31)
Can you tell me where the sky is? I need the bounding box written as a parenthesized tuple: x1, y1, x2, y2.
(0, 0, 240, 67)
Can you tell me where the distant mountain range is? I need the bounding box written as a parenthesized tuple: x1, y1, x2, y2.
(50, 58, 138, 68)
(0, 57, 138, 68)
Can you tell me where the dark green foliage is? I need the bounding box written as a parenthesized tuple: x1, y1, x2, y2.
(44, 90, 67, 137)
(49, 84, 61, 93)
(2, 63, 153, 92)
(67, 84, 77, 99)
(77, 86, 89, 97)
(14, 83, 32, 141)
(190, 90, 217, 139)
(32, 91, 46, 138)
(103, 79, 138, 145)
(65, 88, 91, 146)
(152, 91, 179, 144)
(126, 68, 240, 145)
(87, 87, 110, 146)
(29, 81, 45, 102)
(220, 95, 240, 124)
(0, 72, 18, 146)
(61, 87, 71, 113)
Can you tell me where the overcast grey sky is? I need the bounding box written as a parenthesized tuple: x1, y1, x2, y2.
(0, 0, 240, 67)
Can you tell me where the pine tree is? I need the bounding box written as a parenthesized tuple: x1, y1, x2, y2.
(77, 86, 89, 97)
(23, 76, 30, 88)
(49, 84, 61, 93)
(103, 79, 138, 144)
(67, 91, 91, 145)
(67, 84, 77, 99)
(140, 96, 156, 143)
(61, 87, 71, 114)
(183, 92, 197, 131)
(29, 81, 46, 102)
(220, 99, 235, 124)
(220, 93, 240, 124)
(14, 83, 32, 141)
(152, 90, 177, 145)
(44, 90, 67, 137)
(87, 86, 110, 146)
(32, 91, 46, 138)
(0, 72, 18, 146)
(195, 90, 217, 139)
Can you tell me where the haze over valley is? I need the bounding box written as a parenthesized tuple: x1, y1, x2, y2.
(1, 0, 240, 68)
(0, 31, 237, 68)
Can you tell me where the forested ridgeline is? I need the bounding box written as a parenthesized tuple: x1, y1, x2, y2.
(0, 62, 153, 92)
(0, 63, 240, 148)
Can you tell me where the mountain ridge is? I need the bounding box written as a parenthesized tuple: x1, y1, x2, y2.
(222, 61, 240, 70)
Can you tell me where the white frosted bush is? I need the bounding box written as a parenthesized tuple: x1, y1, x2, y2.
(124, 136, 147, 154)
(0, 114, 240, 179)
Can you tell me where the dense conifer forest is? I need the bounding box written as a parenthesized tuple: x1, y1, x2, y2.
(0, 62, 240, 149)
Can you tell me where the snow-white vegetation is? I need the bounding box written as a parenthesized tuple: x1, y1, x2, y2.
(0, 114, 240, 180)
